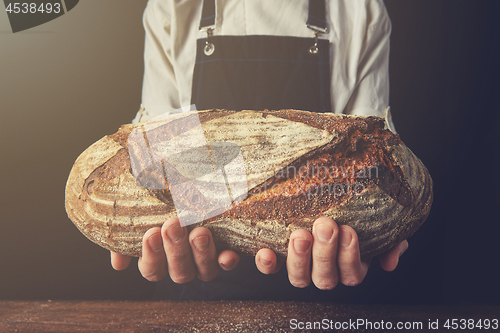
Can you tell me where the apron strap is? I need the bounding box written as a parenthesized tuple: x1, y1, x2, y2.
(199, 0, 216, 31)
(307, 0, 328, 33)
(199, 0, 327, 33)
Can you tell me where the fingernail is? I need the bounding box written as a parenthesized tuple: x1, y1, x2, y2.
(293, 239, 310, 254)
(259, 256, 272, 267)
(148, 233, 163, 253)
(166, 224, 185, 243)
(192, 235, 209, 251)
(340, 229, 352, 248)
(399, 243, 409, 257)
(315, 223, 334, 242)
(221, 258, 234, 269)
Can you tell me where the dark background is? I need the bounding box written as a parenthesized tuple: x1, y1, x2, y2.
(380, 0, 500, 305)
(0, 0, 499, 305)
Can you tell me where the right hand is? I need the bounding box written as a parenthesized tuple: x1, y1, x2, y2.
(111, 217, 240, 283)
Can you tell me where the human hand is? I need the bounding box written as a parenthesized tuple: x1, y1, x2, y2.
(254, 216, 408, 289)
(111, 217, 240, 283)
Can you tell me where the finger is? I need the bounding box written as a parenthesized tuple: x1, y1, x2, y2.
(255, 248, 280, 274)
(218, 250, 240, 271)
(189, 227, 219, 281)
(337, 225, 369, 286)
(137, 227, 167, 281)
(379, 240, 409, 272)
(311, 217, 339, 290)
(110, 251, 132, 271)
(161, 218, 196, 284)
(287, 229, 313, 288)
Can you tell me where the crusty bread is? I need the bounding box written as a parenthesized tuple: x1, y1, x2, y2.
(65, 109, 432, 260)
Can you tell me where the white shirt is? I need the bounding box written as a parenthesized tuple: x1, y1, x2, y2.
(133, 0, 392, 125)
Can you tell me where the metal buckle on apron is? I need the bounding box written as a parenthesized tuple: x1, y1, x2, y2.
(202, 27, 215, 56)
(306, 0, 328, 54)
(307, 24, 328, 55)
(199, 0, 216, 56)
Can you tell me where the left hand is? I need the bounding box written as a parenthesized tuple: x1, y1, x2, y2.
(254, 216, 408, 289)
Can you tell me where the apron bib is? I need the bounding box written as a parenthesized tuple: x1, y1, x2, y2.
(191, 0, 331, 113)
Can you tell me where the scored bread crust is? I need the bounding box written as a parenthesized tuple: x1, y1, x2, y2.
(65, 109, 433, 260)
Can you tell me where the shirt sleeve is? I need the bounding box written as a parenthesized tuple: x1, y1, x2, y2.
(342, 0, 392, 121)
(133, 0, 180, 124)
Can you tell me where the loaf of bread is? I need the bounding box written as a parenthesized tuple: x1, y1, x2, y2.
(65, 109, 433, 260)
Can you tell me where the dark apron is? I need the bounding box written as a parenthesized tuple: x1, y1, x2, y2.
(191, 0, 331, 113)
(155, 0, 358, 302)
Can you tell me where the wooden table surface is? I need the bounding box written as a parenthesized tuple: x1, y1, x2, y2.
(0, 300, 498, 332)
